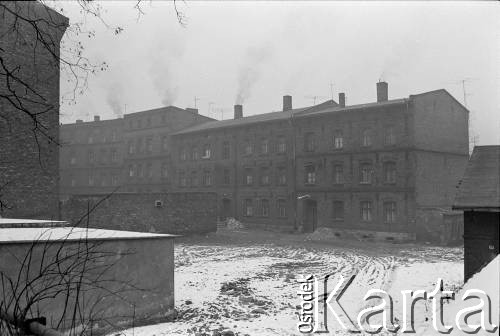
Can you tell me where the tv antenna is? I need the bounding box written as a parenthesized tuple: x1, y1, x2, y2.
(305, 95, 328, 105)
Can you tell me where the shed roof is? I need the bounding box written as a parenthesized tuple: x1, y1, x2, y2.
(0, 227, 177, 244)
(0, 218, 68, 228)
(453, 146, 500, 210)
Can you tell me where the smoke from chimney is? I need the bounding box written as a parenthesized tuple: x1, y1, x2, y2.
(235, 44, 273, 104)
(106, 83, 124, 118)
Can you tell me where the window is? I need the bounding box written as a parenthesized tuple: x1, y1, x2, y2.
(137, 164, 144, 178)
(101, 174, 107, 186)
(70, 155, 76, 165)
(260, 139, 269, 154)
(129, 165, 134, 177)
(191, 171, 199, 187)
(305, 164, 316, 185)
(244, 141, 253, 155)
(332, 201, 344, 220)
(277, 199, 287, 217)
(146, 137, 153, 153)
(223, 169, 231, 185)
(383, 162, 396, 184)
(192, 146, 199, 160)
(146, 116, 151, 127)
(137, 138, 144, 153)
(161, 163, 168, 179)
(362, 129, 372, 147)
(111, 175, 118, 186)
(128, 141, 135, 154)
(88, 172, 95, 186)
(304, 132, 315, 152)
(180, 148, 187, 161)
(222, 141, 230, 159)
(111, 149, 117, 163)
(385, 126, 395, 145)
(111, 131, 117, 142)
(333, 130, 344, 149)
(203, 170, 212, 186)
(162, 113, 167, 124)
(360, 201, 372, 221)
(146, 163, 153, 179)
(333, 164, 344, 185)
(245, 168, 253, 185)
(384, 201, 397, 224)
(70, 177, 76, 187)
(360, 163, 373, 184)
(261, 199, 269, 217)
(260, 167, 270, 185)
(277, 136, 286, 153)
(277, 167, 287, 185)
(162, 136, 168, 151)
(244, 199, 253, 216)
(202, 144, 211, 159)
(179, 172, 187, 187)
(88, 150, 95, 164)
(88, 133, 94, 144)
(99, 149, 107, 164)
(137, 119, 142, 128)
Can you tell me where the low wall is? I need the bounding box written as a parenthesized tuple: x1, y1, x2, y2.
(0, 234, 174, 334)
(60, 192, 217, 235)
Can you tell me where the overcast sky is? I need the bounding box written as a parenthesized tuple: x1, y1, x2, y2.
(57, 1, 499, 145)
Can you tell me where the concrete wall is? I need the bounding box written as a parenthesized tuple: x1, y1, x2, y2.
(0, 237, 174, 333)
(0, 2, 68, 219)
(60, 192, 217, 235)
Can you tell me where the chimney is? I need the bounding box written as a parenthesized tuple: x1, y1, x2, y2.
(94, 115, 100, 122)
(338, 93, 346, 108)
(76, 119, 83, 124)
(376, 81, 388, 102)
(234, 104, 243, 119)
(282, 95, 292, 111)
(186, 108, 198, 114)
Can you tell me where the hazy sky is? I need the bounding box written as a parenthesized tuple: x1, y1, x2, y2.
(57, 1, 499, 145)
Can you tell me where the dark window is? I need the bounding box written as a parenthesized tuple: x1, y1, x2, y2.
(222, 141, 230, 159)
(383, 201, 397, 223)
(180, 147, 187, 161)
(88, 173, 95, 186)
(384, 162, 396, 184)
(385, 126, 395, 145)
(245, 168, 253, 185)
(277, 167, 287, 185)
(277, 136, 286, 153)
(88, 150, 95, 164)
(244, 141, 253, 155)
(260, 139, 269, 154)
(277, 199, 287, 217)
(333, 130, 344, 149)
(137, 164, 144, 178)
(360, 163, 373, 184)
(179, 171, 187, 187)
(146, 137, 153, 152)
(146, 163, 153, 179)
(260, 167, 270, 185)
(192, 146, 199, 160)
(332, 201, 344, 220)
(362, 128, 372, 147)
(360, 201, 372, 221)
(305, 165, 316, 185)
(261, 199, 269, 217)
(203, 170, 212, 186)
(304, 132, 315, 152)
(244, 199, 253, 216)
(333, 164, 344, 184)
(223, 169, 231, 185)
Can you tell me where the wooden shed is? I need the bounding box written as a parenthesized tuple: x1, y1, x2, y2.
(453, 146, 500, 281)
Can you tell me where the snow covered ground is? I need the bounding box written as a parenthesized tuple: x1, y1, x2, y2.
(114, 229, 471, 336)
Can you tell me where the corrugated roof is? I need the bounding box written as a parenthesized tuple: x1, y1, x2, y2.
(0, 227, 177, 244)
(172, 100, 338, 135)
(453, 146, 500, 210)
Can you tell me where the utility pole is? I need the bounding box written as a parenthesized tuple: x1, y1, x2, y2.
(329, 82, 335, 101)
(194, 96, 200, 109)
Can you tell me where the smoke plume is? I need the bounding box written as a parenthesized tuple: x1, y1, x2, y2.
(106, 83, 124, 117)
(235, 44, 273, 104)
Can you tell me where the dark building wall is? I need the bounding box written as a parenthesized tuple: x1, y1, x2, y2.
(60, 192, 217, 235)
(463, 211, 499, 281)
(0, 237, 174, 332)
(0, 2, 68, 219)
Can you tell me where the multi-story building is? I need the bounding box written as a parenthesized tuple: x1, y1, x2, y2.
(171, 82, 469, 240)
(59, 106, 213, 196)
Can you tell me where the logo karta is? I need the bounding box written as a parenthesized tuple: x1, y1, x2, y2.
(296, 273, 498, 334)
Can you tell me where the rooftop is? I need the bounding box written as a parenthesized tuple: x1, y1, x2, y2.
(0, 227, 177, 244)
(0, 218, 68, 228)
(453, 146, 500, 210)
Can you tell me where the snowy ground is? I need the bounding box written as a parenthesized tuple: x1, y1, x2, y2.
(115, 229, 465, 336)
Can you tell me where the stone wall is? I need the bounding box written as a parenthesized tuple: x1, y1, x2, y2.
(61, 192, 217, 235)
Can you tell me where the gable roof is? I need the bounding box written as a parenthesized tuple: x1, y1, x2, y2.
(453, 146, 500, 210)
(172, 100, 338, 135)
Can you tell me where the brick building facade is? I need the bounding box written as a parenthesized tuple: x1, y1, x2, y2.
(0, 2, 68, 219)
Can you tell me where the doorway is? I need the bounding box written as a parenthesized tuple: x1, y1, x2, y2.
(221, 198, 232, 220)
(303, 200, 318, 233)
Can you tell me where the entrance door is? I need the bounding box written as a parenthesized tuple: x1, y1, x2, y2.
(303, 200, 317, 233)
(221, 198, 232, 220)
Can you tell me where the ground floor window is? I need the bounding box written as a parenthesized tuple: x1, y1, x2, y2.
(360, 201, 372, 221)
(277, 199, 287, 217)
(332, 200, 344, 220)
(261, 199, 269, 217)
(244, 199, 253, 216)
(383, 201, 397, 224)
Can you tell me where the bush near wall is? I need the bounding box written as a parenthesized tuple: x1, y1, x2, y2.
(61, 192, 217, 235)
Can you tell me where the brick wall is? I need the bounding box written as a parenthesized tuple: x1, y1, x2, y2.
(60, 192, 217, 234)
(0, 2, 68, 219)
